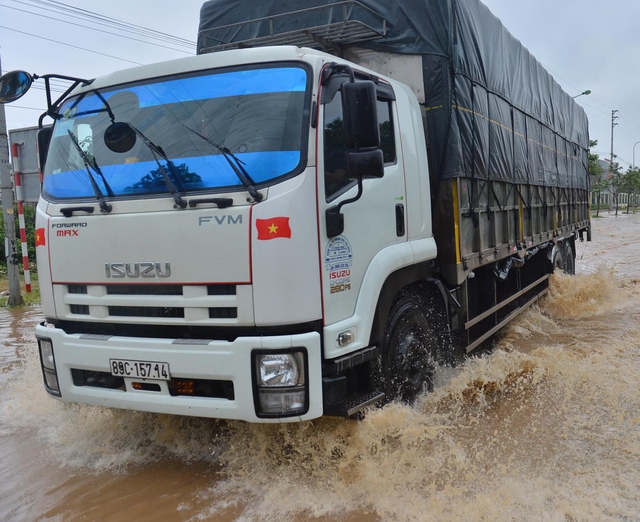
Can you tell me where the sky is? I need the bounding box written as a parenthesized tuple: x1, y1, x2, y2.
(1, 0, 639, 168)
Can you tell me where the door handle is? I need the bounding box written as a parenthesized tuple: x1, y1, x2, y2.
(396, 203, 405, 237)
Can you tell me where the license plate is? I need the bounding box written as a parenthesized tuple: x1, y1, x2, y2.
(110, 359, 170, 380)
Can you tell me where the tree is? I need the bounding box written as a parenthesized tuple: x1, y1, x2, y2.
(126, 162, 202, 192)
(0, 203, 36, 270)
(622, 167, 640, 213)
(608, 161, 623, 216)
(588, 140, 606, 216)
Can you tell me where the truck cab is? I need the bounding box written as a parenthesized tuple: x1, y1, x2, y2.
(27, 46, 435, 421)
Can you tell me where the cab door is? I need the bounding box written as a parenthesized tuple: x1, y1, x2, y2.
(318, 75, 407, 328)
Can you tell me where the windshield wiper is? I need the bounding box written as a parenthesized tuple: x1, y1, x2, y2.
(126, 124, 188, 209)
(181, 125, 263, 203)
(67, 130, 113, 214)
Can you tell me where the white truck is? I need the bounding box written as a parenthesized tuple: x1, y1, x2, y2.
(0, 0, 590, 422)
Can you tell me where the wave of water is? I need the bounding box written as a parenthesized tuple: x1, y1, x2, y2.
(2, 265, 640, 521)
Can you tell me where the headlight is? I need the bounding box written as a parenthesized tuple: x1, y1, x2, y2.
(43, 369, 60, 393)
(39, 338, 55, 370)
(256, 353, 304, 387)
(37, 337, 61, 397)
(253, 350, 308, 418)
(258, 388, 306, 414)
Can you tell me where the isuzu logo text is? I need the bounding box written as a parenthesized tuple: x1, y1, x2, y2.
(105, 262, 171, 278)
(199, 215, 242, 226)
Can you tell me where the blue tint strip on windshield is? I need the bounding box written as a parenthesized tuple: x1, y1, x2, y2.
(43, 151, 302, 198)
(61, 67, 307, 117)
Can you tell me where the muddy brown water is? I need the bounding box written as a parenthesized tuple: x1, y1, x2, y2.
(2, 212, 640, 521)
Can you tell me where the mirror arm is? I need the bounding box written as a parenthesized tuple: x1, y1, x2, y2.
(326, 177, 363, 238)
(33, 74, 94, 127)
(322, 62, 355, 85)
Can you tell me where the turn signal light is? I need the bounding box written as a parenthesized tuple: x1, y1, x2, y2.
(174, 379, 195, 395)
(132, 382, 161, 392)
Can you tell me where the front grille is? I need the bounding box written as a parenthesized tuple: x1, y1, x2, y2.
(209, 308, 237, 319)
(56, 283, 249, 325)
(169, 378, 235, 399)
(107, 285, 184, 295)
(71, 368, 235, 400)
(108, 306, 185, 318)
(72, 369, 125, 390)
(207, 285, 236, 295)
(70, 304, 90, 315)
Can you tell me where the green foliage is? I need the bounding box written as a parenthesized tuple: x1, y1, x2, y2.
(589, 140, 607, 217)
(622, 167, 640, 213)
(0, 273, 40, 306)
(608, 161, 623, 189)
(0, 203, 37, 270)
(589, 139, 606, 192)
(622, 167, 640, 192)
(127, 162, 202, 192)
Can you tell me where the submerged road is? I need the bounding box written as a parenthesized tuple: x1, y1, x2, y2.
(1, 211, 640, 521)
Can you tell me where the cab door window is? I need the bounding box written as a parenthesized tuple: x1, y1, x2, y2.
(323, 93, 395, 200)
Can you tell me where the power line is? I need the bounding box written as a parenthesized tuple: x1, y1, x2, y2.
(534, 60, 617, 117)
(0, 3, 193, 55)
(581, 109, 610, 124)
(617, 124, 639, 144)
(2, 104, 45, 111)
(578, 100, 612, 118)
(0, 25, 143, 65)
(618, 116, 640, 141)
(16, 0, 195, 48)
(1, 69, 69, 94)
(2, 67, 74, 88)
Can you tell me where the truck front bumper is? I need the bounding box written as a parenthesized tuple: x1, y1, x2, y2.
(35, 322, 323, 423)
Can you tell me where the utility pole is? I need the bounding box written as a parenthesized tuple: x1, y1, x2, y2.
(610, 109, 619, 216)
(0, 53, 24, 305)
(610, 110, 618, 170)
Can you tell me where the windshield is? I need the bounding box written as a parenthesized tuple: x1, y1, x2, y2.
(43, 64, 311, 199)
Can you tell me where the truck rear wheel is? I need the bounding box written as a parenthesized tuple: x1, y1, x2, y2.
(553, 246, 564, 272)
(564, 244, 575, 275)
(553, 242, 575, 275)
(380, 287, 439, 404)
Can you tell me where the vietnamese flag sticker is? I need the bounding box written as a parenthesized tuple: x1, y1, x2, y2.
(256, 217, 291, 240)
(35, 228, 46, 247)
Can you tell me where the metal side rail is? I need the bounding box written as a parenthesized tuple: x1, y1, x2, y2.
(198, 1, 387, 53)
(464, 274, 550, 353)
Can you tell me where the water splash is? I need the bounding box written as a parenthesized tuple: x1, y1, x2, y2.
(2, 265, 640, 521)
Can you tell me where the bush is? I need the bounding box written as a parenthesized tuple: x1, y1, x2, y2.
(0, 203, 37, 271)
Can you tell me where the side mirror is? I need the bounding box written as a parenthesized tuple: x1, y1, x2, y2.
(347, 149, 384, 180)
(341, 81, 379, 148)
(37, 127, 53, 172)
(0, 70, 33, 103)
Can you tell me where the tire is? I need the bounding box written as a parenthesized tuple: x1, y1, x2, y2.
(564, 244, 575, 275)
(553, 245, 565, 272)
(379, 286, 440, 404)
(553, 242, 575, 276)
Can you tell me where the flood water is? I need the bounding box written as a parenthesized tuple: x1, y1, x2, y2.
(2, 211, 640, 521)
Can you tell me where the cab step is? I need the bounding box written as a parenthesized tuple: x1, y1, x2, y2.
(345, 391, 386, 417)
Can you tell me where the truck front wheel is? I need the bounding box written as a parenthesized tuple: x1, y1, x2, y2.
(380, 288, 439, 404)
